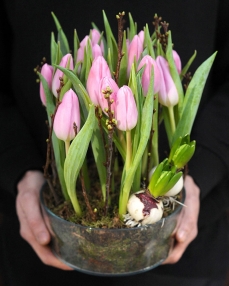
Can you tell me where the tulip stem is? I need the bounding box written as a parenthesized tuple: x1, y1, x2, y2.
(168, 106, 176, 136)
(65, 140, 70, 155)
(126, 130, 132, 170)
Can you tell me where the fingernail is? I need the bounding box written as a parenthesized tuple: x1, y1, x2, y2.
(177, 230, 187, 242)
(37, 232, 49, 244)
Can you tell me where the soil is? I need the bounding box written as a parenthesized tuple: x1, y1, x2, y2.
(42, 181, 183, 229)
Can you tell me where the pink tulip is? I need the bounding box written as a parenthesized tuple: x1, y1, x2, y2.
(115, 86, 138, 131)
(91, 29, 104, 53)
(138, 55, 161, 96)
(127, 35, 144, 76)
(52, 54, 74, 98)
(76, 30, 104, 64)
(39, 63, 53, 106)
(53, 89, 80, 142)
(173, 50, 182, 74)
(92, 44, 103, 59)
(138, 30, 144, 46)
(156, 56, 179, 107)
(76, 36, 91, 63)
(86, 56, 112, 105)
(99, 76, 119, 113)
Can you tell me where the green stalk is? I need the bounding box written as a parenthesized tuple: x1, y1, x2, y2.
(65, 140, 70, 155)
(125, 130, 132, 170)
(168, 106, 176, 136)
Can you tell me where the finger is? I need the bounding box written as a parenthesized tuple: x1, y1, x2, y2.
(16, 190, 50, 245)
(17, 200, 72, 270)
(176, 198, 199, 242)
(163, 240, 188, 264)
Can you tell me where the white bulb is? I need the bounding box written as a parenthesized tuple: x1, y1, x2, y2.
(127, 191, 163, 225)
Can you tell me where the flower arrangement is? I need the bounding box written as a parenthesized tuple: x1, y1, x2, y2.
(37, 11, 216, 228)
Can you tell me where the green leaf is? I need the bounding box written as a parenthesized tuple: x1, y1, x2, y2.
(118, 30, 128, 86)
(128, 12, 137, 41)
(102, 10, 118, 71)
(172, 52, 217, 144)
(180, 50, 197, 80)
(144, 24, 155, 58)
(50, 32, 58, 66)
(64, 105, 95, 216)
(51, 12, 70, 55)
(90, 123, 107, 200)
(73, 29, 80, 65)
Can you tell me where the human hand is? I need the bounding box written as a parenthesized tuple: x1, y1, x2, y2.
(163, 175, 200, 264)
(16, 170, 72, 270)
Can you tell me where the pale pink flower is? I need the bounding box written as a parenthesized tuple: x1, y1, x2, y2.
(39, 63, 53, 106)
(127, 35, 144, 76)
(173, 50, 182, 74)
(138, 55, 161, 96)
(115, 86, 138, 131)
(86, 56, 112, 105)
(52, 54, 74, 98)
(99, 76, 119, 113)
(53, 89, 80, 142)
(156, 56, 179, 107)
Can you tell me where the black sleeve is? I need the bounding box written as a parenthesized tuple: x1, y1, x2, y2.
(0, 4, 44, 196)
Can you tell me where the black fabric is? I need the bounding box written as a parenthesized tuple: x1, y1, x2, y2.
(0, 0, 229, 285)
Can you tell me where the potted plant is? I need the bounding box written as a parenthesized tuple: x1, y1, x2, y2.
(37, 10, 216, 276)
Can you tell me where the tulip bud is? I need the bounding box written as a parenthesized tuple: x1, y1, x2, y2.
(138, 30, 144, 45)
(76, 36, 91, 63)
(126, 190, 163, 225)
(92, 44, 103, 59)
(127, 34, 144, 76)
(173, 50, 182, 74)
(86, 56, 112, 105)
(53, 89, 80, 142)
(99, 76, 118, 113)
(115, 86, 138, 131)
(52, 54, 74, 98)
(39, 64, 53, 106)
(156, 56, 179, 107)
(138, 55, 161, 95)
(91, 29, 104, 53)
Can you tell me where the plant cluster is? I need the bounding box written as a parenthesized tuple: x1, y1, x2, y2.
(36, 11, 216, 226)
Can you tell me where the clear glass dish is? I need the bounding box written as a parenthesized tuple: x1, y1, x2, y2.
(40, 184, 185, 276)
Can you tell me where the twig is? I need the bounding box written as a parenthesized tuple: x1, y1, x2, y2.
(114, 12, 125, 83)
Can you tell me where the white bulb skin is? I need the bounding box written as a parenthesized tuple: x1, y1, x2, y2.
(127, 191, 164, 225)
(127, 191, 145, 221)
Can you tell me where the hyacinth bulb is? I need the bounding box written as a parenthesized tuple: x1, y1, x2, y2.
(53, 89, 80, 142)
(127, 190, 163, 225)
(156, 56, 179, 107)
(52, 54, 74, 98)
(138, 55, 161, 96)
(115, 86, 138, 131)
(86, 56, 111, 105)
(39, 63, 53, 106)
